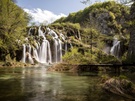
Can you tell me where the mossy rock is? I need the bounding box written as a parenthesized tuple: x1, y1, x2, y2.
(2, 62, 12, 66)
(102, 78, 135, 100)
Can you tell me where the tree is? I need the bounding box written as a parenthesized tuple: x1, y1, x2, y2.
(81, 0, 135, 4)
(0, 0, 29, 61)
(119, 0, 134, 4)
(81, 0, 92, 5)
(127, 1, 135, 63)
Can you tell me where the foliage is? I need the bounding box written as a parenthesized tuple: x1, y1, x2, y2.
(62, 47, 97, 64)
(54, 1, 129, 25)
(53, 1, 130, 65)
(51, 22, 80, 30)
(62, 46, 120, 65)
(119, 0, 134, 4)
(0, 0, 29, 60)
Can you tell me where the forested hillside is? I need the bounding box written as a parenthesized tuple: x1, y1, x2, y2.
(50, 1, 131, 64)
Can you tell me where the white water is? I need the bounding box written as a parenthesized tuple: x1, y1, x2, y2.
(33, 47, 39, 62)
(28, 28, 31, 36)
(38, 40, 47, 63)
(103, 45, 111, 54)
(22, 44, 26, 63)
(110, 38, 121, 58)
(59, 39, 62, 62)
(65, 41, 67, 52)
(54, 39, 58, 62)
(21, 26, 64, 64)
(47, 41, 52, 63)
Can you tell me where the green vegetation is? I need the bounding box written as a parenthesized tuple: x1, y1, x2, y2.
(55, 1, 129, 24)
(62, 47, 120, 65)
(0, 0, 29, 61)
(52, 1, 131, 65)
(0, 0, 134, 65)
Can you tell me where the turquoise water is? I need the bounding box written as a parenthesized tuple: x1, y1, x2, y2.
(0, 66, 133, 101)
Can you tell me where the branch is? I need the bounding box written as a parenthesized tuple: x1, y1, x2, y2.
(80, 0, 91, 5)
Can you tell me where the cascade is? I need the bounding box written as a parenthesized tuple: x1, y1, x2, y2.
(110, 38, 121, 58)
(58, 39, 62, 62)
(26, 52, 34, 64)
(21, 44, 34, 64)
(47, 28, 63, 63)
(65, 41, 67, 52)
(47, 41, 52, 63)
(53, 39, 58, 62)
(28, 44, 31, 54)
(21, 26, 65, 64)
(28, 28, 31, 36)
(22, 44, 26, 63)
(38, 40, 47, 63)
(103, 45, 111, 54)
(32, 47, 39, 62)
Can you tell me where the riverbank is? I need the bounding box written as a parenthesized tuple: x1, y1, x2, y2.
(1, 61, 135, 74)
(0, 61, 35, 68)
(47, 63, 103, 72)
(47, 63, 135, 73)
(47, 63, 79, 72)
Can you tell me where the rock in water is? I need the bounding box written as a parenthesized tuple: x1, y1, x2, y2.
(102, 78, 135, 100)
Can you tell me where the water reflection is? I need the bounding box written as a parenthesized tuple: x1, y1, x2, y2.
(0, 66, 134, 101)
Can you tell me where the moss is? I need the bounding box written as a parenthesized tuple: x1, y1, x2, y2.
(46, 34, 53, 42)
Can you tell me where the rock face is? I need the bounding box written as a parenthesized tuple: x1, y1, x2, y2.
(127, 2, 135, 63)
(89, 10, 125, 35)
(93, 11, 114, 35)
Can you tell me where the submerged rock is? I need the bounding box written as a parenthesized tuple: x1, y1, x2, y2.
(102, 78, 135, 100)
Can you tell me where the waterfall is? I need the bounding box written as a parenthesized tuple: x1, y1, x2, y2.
(38, 26, 46, 39)
(22, 44, 26, 63)
(38, 40, 47, 63)
(53, 38, 58, 63)
(21, 26, 64, 64)
(103, 45, 111, 54)
(47, 41, 52, 63)
(60, 33, 65, 41)
(58, 39, 62, 62)
(33, 48, 39, 62)
(110, 38, 121, 58)
(28, 28, 31, 36)
(47, 28, 63, 63)
(26, 52, 34, 64)
(28, 44, 31, 54)
(65, 41, 67, 52)
(21, 44, 34, 64)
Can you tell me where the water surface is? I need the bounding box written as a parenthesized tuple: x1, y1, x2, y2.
(0, 66, 133, 101)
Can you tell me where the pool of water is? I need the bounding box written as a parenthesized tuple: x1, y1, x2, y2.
(0, 66, 134, 101)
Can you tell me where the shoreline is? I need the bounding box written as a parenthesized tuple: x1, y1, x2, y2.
(47, 63, 135, 72)
(0, 61, 135, 73)
(0, 61, 35, 68)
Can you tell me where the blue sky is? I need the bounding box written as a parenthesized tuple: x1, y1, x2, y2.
(17, 0, 90, 15)
(16, 0, 105, 25)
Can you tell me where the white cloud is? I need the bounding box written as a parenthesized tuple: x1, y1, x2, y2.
(24, 8, 67, 25)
